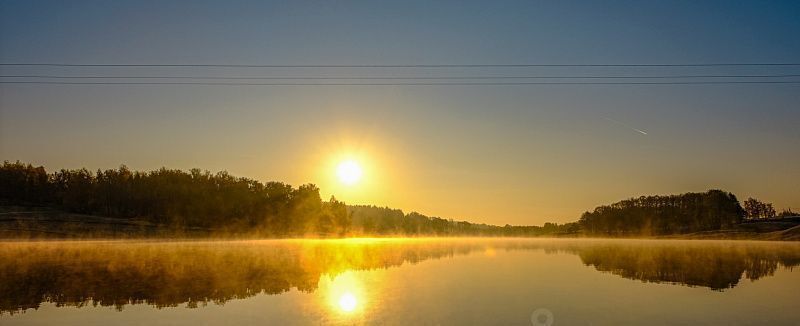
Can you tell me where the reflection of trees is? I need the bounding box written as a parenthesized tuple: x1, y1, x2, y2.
(574, 242, 800, 290)
(1, 240, 798, 314)
(0, 240, 482, 314)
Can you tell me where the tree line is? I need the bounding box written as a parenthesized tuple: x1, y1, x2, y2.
(2, 161, 795, 237)
(743, 197, 798, 219)
(0, 161, 348, 236)
(578, 190, 745, 235)
(348, 205, 579, 237)
(0, 161, 579, 237)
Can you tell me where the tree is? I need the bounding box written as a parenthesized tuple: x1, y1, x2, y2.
(0, 162, 354, 236)
(744, 197, 776, 219)
(579, 190, 745, 235)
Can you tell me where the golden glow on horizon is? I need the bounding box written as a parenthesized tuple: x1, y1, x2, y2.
(312, 133, 399, 207)
(336, 160, 363, 185)
(306, 130, 412, 219)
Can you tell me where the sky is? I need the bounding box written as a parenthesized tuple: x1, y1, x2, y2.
(1, 0, 799, 225)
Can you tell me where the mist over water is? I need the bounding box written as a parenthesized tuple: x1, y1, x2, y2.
(1, 238, 799, 325)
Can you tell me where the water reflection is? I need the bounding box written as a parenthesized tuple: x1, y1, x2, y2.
(574, 241, 800, 290)
(322, 273, 364, 314)
(1, 239, 798, 315)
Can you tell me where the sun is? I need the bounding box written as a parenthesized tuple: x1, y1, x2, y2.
(338, 292, 358, 312)
(336, 160, 362, 185)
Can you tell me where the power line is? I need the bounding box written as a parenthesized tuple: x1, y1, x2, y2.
(2, 63, 800, 68)
(2, 81, 799, 86)
(2, 74, 800, 80)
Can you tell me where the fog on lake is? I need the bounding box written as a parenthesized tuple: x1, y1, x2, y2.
(1, 238, 799, 325)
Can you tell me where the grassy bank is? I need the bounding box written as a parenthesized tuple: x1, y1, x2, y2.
(0, 206, 212, 239)
(2, 206, 798, 241)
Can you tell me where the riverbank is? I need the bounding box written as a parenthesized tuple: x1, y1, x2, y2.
(658, 225, 800, 241)
(2, 206, 798, 240)
(0, 206, 212, 239)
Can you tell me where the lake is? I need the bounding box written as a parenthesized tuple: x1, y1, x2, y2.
(1, 238, 799, 325)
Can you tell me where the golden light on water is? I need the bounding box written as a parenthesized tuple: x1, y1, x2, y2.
(484, 247, 497, 257)
(336, 160, 363, 185)
(322, 272, 366, 315)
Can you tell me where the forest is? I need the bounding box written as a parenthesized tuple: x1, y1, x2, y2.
(1, 161, 794, 237)
(0, 161, 578, 237)
(0, 161, 348, 236)
(348, 205, 579, 236)
(578, 190, 746, 235)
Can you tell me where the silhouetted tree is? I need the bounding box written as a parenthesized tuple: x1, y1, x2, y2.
(0, 161, 54, 205)
(0, 161, 348, 236)
(578, 190, 745, 235)
(744, 197, 776, 219)
(1, 162, 763, 238)
(347, 205, 577, 237)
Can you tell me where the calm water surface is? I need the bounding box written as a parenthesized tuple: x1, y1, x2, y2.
(1, 238, 799, 325)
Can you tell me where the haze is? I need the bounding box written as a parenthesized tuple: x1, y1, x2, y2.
(1, 1, 799, 225)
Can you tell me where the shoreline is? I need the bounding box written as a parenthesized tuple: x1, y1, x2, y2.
(2, 206, 798, 241)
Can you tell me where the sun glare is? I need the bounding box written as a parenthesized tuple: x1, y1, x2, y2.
(338, 292, 358, 312)
(324, 272, 365, 315)
(336, 160, 362, 185)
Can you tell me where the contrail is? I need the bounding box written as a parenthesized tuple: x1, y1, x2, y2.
(603, 117, 648, 135)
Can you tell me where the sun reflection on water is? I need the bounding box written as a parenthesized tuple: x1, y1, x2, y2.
(322, 272, 365, 315)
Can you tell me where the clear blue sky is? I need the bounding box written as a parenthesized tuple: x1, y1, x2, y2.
(1, 1, 799, 224)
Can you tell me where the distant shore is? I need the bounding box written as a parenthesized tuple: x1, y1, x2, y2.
(657, 225, 800, 241)
(2, 206, 797, 241)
